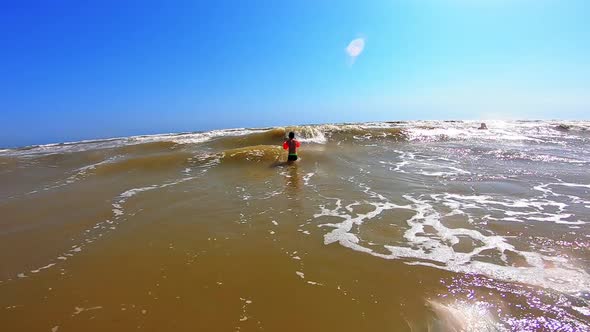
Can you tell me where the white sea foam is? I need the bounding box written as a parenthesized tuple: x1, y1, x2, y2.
(416, 165, 471, 177)
(572, 306, 590, 316)
(439, 193, 583, 225)
(120, 185, 160, 198)
(394, 120, 585, 144)
(296, 127, 328, 144)
(383, 150, 471, 178)
(0, 128, 264, 157)
(314, 184, 590, 294)
(72, 306, 103, 316)
(427, 300, 505, 332)
(303, 172, 315, 186)
(319, 199, 409, 246)
(30, 263, 56, 274)
(131, 128, 265, 145)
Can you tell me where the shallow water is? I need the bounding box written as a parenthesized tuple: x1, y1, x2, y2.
(1, 120, 589, 331)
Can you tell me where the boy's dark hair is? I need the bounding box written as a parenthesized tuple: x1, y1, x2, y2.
(288, 132, 295, 139)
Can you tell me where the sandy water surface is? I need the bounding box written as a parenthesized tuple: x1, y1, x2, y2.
(1, 120, 589, 331)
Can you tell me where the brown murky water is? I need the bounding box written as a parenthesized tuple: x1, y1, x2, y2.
(1, 121, 589, 331)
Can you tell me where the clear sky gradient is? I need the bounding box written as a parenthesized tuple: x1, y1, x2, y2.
(1, 0, 589, 147)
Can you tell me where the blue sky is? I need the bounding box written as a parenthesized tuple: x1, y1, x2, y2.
(1, 0, 589, 147)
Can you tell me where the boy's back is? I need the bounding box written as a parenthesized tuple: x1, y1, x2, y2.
(283, 132, 300, 161)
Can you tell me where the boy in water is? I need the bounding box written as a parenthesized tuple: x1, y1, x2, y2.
(283, 131, 301, 162)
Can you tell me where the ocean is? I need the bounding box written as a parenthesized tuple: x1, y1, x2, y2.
(1, 120, 589, 331)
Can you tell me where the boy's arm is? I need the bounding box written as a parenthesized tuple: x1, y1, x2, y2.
(296, 140, 301, 148)
(283, 141, 289, 150)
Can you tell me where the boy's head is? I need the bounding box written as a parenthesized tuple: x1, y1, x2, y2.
(288, 132, 295, 139)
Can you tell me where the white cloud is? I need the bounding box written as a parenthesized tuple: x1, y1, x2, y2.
(346, 38, 365, 60)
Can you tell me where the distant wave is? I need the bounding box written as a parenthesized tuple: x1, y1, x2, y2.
(1, 121, 588, 158)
